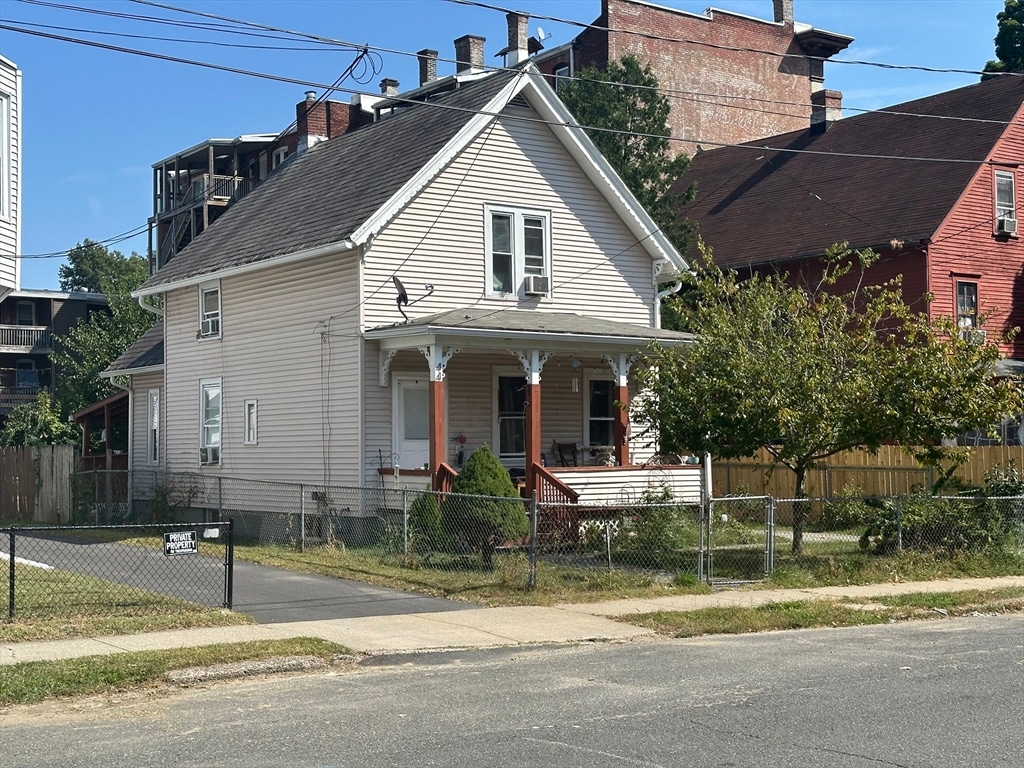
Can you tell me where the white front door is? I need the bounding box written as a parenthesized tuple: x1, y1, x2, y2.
(394, 376, 430, 471)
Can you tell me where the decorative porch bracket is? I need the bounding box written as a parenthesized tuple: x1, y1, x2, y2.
(602, 353, 634, 466)
(419, 345, 460, 382)
(378, 349, 398, 387)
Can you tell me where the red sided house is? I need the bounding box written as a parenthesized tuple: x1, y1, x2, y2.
(675, 74, 1024, 438)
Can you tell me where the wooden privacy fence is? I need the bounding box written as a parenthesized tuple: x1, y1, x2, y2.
(712, 445, 1024, 498)
(0, 444, 76, 523)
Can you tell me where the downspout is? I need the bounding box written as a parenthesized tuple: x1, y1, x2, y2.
(137, 295, 164, 317)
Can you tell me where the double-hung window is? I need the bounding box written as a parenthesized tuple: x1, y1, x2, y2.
(199, 282, 221, 339)
(243, 399, 258, 445)
(16, 300, 35, 326)
(586, 378, 614, 447)
(957, 281, 978, 329)
(995, 170, 1016, 234)
(485, 206, 550, 297)
(199, 378, 221, 465)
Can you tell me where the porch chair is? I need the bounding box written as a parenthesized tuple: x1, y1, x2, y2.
(553, 441, 580, 467)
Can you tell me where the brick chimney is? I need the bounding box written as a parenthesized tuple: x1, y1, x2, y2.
(380, 78, 399, 97)
(454, 34, 486, 75)
(505, 12, 529, 65)
(773, 0, 794, 26)
(417, 48, 438, 86)
(296, 92, 361, 152)
(810, 89, 842, 131)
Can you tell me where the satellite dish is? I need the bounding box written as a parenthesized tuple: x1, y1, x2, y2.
(536, 25, 548, 41)
(393, 275, 409, 322)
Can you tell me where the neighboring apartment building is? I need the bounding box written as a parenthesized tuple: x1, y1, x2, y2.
(0, 54, 21, 304)
(0, 289, 109, 424)
(532, 0, 851, 154)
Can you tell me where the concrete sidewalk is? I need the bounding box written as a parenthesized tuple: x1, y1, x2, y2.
(2, 576, 1021, 665)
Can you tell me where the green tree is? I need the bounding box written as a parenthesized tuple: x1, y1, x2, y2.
(0, 390, 75, 447)
(558, 55, 695, 251)
(58, 239, 149, 295)
(441, 445, 528, 567)
(983, 0, 1024, 77)
(51, 242, 155, 416)
(632, 243, 1021, 555)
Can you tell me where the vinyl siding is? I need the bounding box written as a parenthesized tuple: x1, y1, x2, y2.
(130, 371, 163, 496)
(0, 57, 20, 290)
(550, 465, 703, 505)
(929, 109, 1024, 360)
(361, 104, 657, 329)
(162, 249, 360, 486)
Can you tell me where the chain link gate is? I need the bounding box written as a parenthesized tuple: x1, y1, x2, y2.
(705, 496, 774, 585)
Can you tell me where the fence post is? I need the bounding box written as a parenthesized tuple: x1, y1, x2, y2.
(605, 521, 613, 570)
(217, 477, 223, 521)
(224, 518, 234, 609)
(766, 496, 776, 576)
(402, 488, 409, 564)
(7, 528, 14, 619)
(528, 491, 538, 589)
(699, 498, 708, 584)
(896, 496, 904, 554)
(299, 484, 306, 553)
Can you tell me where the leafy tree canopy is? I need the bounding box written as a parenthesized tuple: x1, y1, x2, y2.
(0, 391, 75, 447)
(58, 239, 149, 295)
(558, 55, 695, 251)
(983, 0, 1024, 76)
(632, 243, 1022, 553)
(51, 242, 155, 417)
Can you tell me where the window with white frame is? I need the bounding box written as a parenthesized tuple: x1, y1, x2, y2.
(272, 147, 288, 169)
(16, 301, 35, 326)
(199, 378, 221, 465)
(495, 373, 526, 458)
(957, 281, 978, 329)
(243, 399, 258, 445)
(198, 282, 221, 338)
(995, 170, 1016, 232)
(553, 63, 570, 92)
(147, 389, 160, 464)
(485, 206, 550, 297)
(586, 377, 614, 447)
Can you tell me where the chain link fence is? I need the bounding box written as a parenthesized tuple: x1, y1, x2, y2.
(67, 471, 1024, 591)
(1, 521, 233, 619)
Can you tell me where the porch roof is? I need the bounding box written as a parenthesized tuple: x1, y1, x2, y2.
(103, 320, 164, 375)
(364, 307, 693, 351)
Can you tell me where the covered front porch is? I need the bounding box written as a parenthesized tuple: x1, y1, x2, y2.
(365, 308, 696, 504)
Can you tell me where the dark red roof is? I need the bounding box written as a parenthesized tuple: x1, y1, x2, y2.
(674, 75, 1024, 269)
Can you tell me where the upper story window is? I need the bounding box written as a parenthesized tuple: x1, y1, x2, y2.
(272, 147, 288, 170)
(485, 206, 550, 298)
(199, 282, 221, 339)
(995, 170, 1016, 235)
(553, 63, 570, 93)
(16, 300, 36, 326)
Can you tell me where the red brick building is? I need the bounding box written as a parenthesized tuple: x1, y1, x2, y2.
(675, 74, 1024, 368)
(533, 0, 851, 154)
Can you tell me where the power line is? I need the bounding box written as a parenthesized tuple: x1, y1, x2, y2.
(448, 0, 1024, 80)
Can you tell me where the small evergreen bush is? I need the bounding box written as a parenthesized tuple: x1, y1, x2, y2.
(408, 491, 445, 553)
(442, 445, 528, 568)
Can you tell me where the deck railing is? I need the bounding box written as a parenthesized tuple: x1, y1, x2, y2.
(532, 463, 580, 544)
(0, 325, 52, 351)
(434, 462, 459, 495)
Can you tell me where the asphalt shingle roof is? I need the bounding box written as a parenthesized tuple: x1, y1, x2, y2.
(675, 75, 1024, 269)
(140, 70, 519, 290)
(105, 320, 164, 372)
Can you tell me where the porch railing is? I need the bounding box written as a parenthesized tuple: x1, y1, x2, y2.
(434, 462, 459, 495)
(532, 462, 580, 544)
(0, 325, 52, 351)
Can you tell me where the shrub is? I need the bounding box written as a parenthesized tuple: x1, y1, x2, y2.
(821, 484, 877, 530)
(408, 491, 444, 553)
(614, 488, 700, 569)
(859, 494, 1009, 557)
(442, 445, 528, 568)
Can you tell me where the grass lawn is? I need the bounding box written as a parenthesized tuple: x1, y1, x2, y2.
(0, 637, 351, 708)
(622, 587, 1024, 638)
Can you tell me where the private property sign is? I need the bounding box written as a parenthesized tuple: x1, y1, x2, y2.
(163, 530, 198, 556)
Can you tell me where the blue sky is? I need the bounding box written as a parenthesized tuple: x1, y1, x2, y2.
(0, 0, 1007, 290)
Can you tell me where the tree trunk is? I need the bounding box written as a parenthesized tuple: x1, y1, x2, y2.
(791, 464, 808, 556)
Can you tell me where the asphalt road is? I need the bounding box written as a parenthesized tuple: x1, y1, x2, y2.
(3, 529, 472, 623)
(2, 615, 1021, 767)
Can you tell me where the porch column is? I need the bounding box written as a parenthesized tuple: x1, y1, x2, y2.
(603, 353, 634, 466)
(419, 344, 459, 488)
(512, 350, 551, 497)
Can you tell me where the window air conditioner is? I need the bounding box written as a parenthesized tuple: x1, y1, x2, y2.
(523, 275, 550, 295)
(959, 328, 988, 345)
(200, 317, 220, 337)
(199, 446, 220, 465)
(997, 217, 1017, 235)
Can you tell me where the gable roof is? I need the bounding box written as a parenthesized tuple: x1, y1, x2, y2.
(136, 64, 685, 296)
(103, 319, 164, 374)
(675, 75, 1024, 269)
